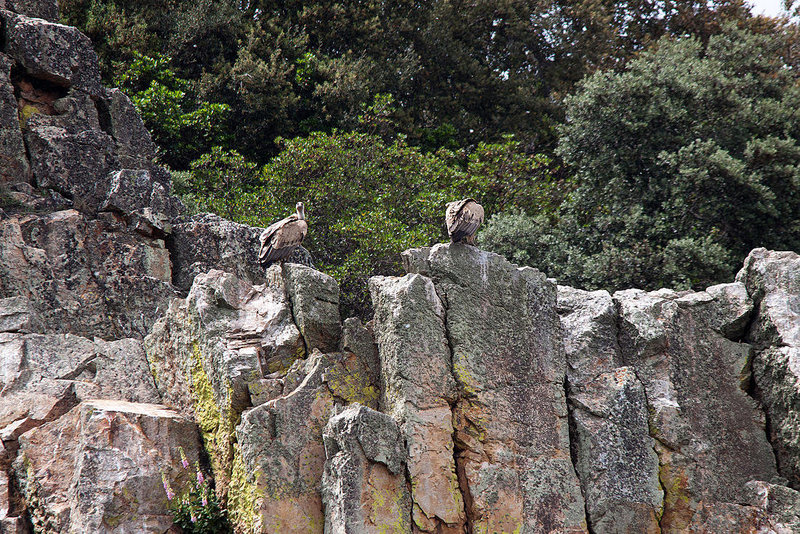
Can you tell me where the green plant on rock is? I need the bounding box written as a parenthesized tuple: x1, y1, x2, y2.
(162, 447, 232, 534)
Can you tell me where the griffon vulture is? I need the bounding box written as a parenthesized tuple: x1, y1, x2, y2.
(258, 202, 308, 266)
(446, 198, 484, 245)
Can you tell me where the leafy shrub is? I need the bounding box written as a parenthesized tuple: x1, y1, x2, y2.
(116, 53, 231, 169)
(183, 131, 556, 317)
(480, 25, 800, 292)
(162, 448, 232, 534)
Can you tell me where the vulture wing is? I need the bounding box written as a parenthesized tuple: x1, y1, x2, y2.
(446, 199, 484, 243)
(258, 215, 308, 265)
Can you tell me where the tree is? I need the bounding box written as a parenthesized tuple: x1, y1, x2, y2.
(115, 53, 232, 168)
(483, 25, 800, 291)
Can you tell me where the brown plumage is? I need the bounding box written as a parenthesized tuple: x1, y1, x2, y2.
(446, 198, 484, 245)
(258, 202, 308, 266)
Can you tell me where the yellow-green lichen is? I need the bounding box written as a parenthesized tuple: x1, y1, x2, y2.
(228, 449, 265, 533)
(189, 343, 239, 486)
(325, 364, 379, 407)
(453, 357, 480, 397)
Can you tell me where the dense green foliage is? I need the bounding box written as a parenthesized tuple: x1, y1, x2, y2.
(58, 0, 800, 315)
(61, 0, 758, 161)
(196, 132, 556, 316)
(115, 53, 232, 168)
(482, 25, 800, 291)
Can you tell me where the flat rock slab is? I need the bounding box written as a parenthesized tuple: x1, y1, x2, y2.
(14, 400, 202, 533)
(0, 332, 160, 431)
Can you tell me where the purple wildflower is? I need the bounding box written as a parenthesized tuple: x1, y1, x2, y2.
(179, 447, 189, 470)
(191, 514, 197, 523)
(161, 472, 175, 501)
(202, 496, 208, 507)
(197, 469, 205, 485)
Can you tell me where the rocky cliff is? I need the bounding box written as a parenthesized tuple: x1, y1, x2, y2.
(1, 3, 800, 534)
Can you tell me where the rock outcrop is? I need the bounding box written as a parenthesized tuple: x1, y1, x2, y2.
(2, 3, 800, 532)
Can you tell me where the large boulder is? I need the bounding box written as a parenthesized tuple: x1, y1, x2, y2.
(98, 88, 159, 172)
(14, 400, 202, 533)
(1, 11, 102, 96)
(144, 265, 358, 533)
(322, 404, 410, 533)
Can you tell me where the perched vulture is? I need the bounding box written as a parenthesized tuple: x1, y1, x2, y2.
(258, 202, 308, 266)
(445, 198, 484, 245)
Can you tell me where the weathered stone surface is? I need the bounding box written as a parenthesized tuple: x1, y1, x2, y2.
(405, 244, 587, 534)
(14, 400, 201, 533)
(570, 368, 662, 533)
(169, 213, 267, 291)
(100, 169, 182, 233)
(99, 88, 158, 171)
(614, 287, 778, 532)
(738, 248, 800, 349)
(340, 317, 380, 404)
(0, 54, 30, 185)
(0, 296, 40, 333)
(23, 92, 116, 213)
(3, 0, 57, 20)
(0, 182, 71, 214)
(144, 268, 309, 509)
(322, 404, 410, 534)
(370, 272, 465, 532)
(2, 11, 101, 96)
(558, 287, 622, 383)
(283, 263, 341, 353)
(0, 209, 177, 339)
(232, 351, 335, 534)
(737, 248, 800, 488)
(669, 281, 754, 340)
(0, 516, 29, 534)
(0, 332, 160, 433)
(746, 480, 800, 533)
(558, 286, 662, 534)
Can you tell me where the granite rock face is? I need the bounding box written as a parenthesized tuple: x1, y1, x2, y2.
(558, 287, 662, 534)
(370, 272, 465, 532)
(0, 209, 177, 339)
(614, 287, 777, 533)
(738, 248, 800, 488)
(0, 54, 29, 184)
(322, 404, 410, 534)
(142, 266, 375, 533)
(399, 244, 588, 534)
(2, 6, 800, 531)
(14, 400, 202, 533)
